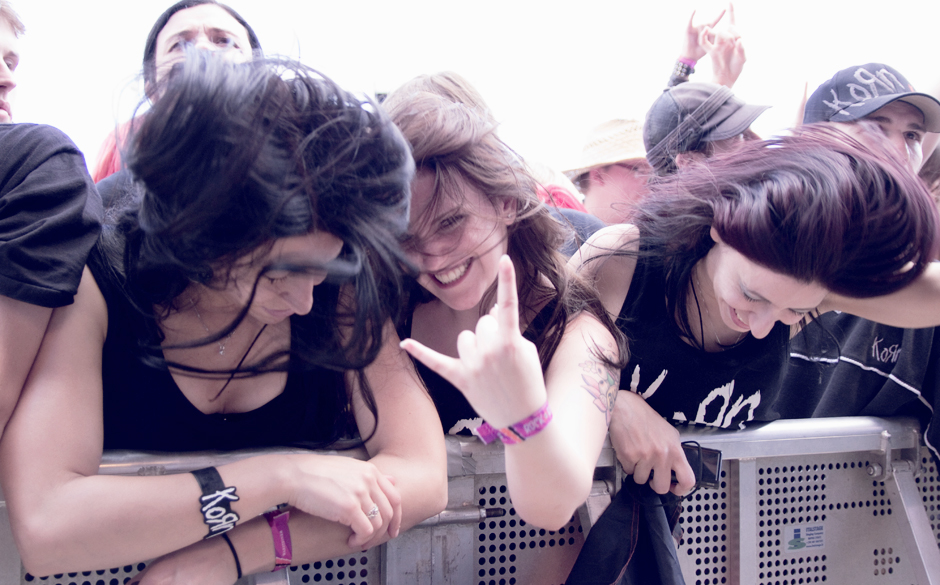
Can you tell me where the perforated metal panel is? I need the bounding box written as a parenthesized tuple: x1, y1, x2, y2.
(286, 553, 379, 585)
(11, 421, 940, 585)
(753, 458, 838, 585)
(675, 443, 940, 585)
(23, 564, 147, 585)
(22, 551, 382, 585)
(916, 447, 940, 545)
(473, 474, 584, 585)
(678, 470, 731, 585)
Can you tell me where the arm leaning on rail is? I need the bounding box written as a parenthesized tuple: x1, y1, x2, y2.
(0, 268, 447, 578)
(569, 225, 697, 496)
(134, 323, 449, 583)
(402, 256, 619, 530)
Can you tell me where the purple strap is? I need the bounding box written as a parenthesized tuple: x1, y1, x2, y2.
(264, 509, 292, 570)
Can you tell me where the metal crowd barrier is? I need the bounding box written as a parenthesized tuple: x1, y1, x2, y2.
(2, 417, 939, 585)
(672, 417, 940, 585)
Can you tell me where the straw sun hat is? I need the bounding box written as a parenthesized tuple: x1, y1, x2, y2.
(563, 119, 647, 178)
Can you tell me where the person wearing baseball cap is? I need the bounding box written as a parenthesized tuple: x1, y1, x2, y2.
(565, 119, 651, 224)
(804, 63, 940, 172)
(643, 82, 769, 176)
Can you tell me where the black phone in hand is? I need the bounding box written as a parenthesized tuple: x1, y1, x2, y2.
(671, 442, 722, 490)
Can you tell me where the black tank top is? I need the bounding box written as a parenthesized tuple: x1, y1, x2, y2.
(618, 256, 790, 430)
(88, 238, 348, 451)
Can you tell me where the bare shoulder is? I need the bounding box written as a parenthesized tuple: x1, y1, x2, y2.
(568, 224, 640, 317)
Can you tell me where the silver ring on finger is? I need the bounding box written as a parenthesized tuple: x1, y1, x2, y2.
(366, 505, 380, 519)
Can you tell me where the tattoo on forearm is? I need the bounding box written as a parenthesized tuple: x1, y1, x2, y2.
(579, 348, 621, 425)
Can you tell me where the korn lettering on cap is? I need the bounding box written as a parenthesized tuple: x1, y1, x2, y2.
(804, 63, 940, 132)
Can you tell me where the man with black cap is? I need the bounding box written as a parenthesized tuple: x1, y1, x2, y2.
(803, 62, 940, 171)
(778, 63, 940, 474)
(643, 81, 769, 176)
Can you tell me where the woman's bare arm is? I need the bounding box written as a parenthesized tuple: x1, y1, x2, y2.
(820, 263, 940, 328)
(500, 310, 621, 529)
(569, 225, 696, 495)
(0, 270, 409, 577)
(403, 257, 616, 529)
(135, 323, 447, 583)
(349, 322, 449, 535)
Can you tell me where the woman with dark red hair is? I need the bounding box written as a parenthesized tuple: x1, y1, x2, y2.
(567, 124, 940, 584)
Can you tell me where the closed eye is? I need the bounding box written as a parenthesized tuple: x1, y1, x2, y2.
(264, 269, 290, 284)
(213, 34, 238, 49)
(439, 213, 465, 231)
(168, 39, 191, 52)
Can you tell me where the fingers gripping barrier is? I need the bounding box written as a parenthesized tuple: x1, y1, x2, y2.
(5, 418, 940, 585)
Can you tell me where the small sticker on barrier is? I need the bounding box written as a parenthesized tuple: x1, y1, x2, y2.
(785, 524, 824, 551)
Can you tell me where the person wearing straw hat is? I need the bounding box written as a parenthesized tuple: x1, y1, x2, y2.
(565, 119, 651, 224)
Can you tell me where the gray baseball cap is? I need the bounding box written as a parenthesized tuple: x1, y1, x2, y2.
(644, 82, 769, 174)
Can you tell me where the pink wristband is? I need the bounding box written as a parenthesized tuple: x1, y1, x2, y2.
(264, 509, 292, 570)
(475, 400, 553, 445)
(678, 57, 697, 66)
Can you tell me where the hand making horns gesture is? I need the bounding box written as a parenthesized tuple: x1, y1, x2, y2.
(401, 255, 548, 431)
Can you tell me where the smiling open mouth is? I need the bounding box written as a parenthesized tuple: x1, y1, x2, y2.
(730, 307, 748, 329)
(432, 258, 472, 285)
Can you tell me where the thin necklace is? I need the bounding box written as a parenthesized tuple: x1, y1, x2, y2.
(191, 299, 233, 356)
(210, 323, 268, 403)
(692, 271, 746, 350)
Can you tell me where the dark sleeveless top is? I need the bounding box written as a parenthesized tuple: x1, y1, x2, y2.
(618, 255, 940, 467)
(408, 300, 557, 434)
(88, 237, 347, 452)
(618, 257, 790, 430)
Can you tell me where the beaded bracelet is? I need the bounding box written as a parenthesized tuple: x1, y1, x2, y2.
(475, 400, 553, 445)
(673, 58, 696, 78)
(265, 508, 293, 570)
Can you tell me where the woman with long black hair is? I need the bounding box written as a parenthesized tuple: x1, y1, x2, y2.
(0, 52, 446, 583)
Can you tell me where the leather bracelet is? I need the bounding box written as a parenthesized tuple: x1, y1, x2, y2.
(475, 400, 553, 445)
(265, 508, 292, 570)
(191, 467, 240, 539)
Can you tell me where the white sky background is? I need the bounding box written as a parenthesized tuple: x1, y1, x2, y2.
(10, 0, 940, 173)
